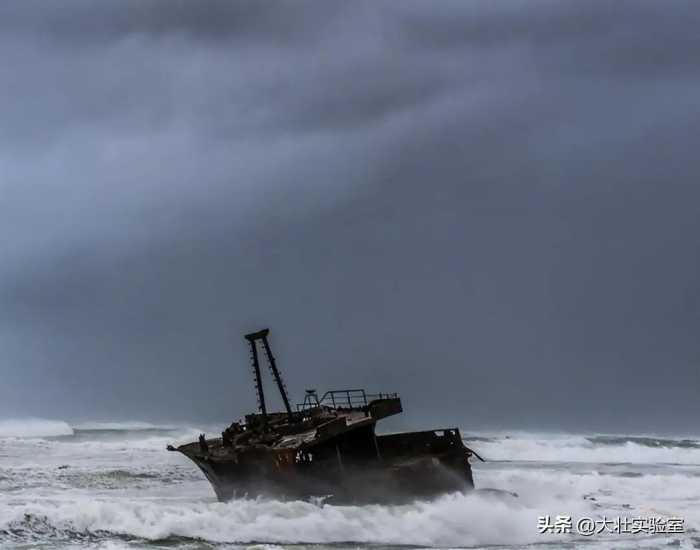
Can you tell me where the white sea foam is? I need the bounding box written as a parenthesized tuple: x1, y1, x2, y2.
(0, 492, 570, 547)
(71, 421, 166, 430)
(0, 418, 74, 438)
(2, 427, 698, 549)
(468, 433, 700, 465)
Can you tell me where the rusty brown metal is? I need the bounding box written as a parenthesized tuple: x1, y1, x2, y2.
(169, 328, 478, 503)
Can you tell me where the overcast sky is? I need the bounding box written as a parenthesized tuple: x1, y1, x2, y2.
(1, 0, 699, 433)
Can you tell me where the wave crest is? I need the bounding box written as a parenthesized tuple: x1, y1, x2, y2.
(0, 493, 556, 547)
(466, 433, 700, 464)
(587, 435, 700, 449)
(0, 419, 73, 438)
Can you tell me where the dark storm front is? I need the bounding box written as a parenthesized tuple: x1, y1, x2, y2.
(169, 328, 480, 503)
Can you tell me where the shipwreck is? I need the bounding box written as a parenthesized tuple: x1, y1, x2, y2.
(168, 328, 481, 503)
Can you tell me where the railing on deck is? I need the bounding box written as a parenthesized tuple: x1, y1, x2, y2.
(296, 389, 398, 411)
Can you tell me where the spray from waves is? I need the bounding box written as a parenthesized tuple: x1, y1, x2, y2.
(2, 428, 699, 548)
(0, 418, 210, 448)
(71, 422, 166, 430)
(465, 433, 700, 465)
(0, 492, 570, 548)
(587, 435, 700, 449)
(0, 419, 74, 438)
(66, 427, 189, 443)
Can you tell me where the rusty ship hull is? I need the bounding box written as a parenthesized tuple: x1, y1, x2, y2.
(170, 329, 478, 504)
(177, 425, 474, 503)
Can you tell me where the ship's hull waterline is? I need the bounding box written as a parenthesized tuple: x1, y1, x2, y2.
(177, 428, 475, 503)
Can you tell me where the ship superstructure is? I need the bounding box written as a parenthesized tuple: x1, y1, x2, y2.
(169, 328, 479, 503)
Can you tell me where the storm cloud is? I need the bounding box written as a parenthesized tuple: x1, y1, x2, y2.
(1, 1, 699, 432)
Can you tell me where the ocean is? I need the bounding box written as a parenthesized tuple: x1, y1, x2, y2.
(1, 419, 698, 549)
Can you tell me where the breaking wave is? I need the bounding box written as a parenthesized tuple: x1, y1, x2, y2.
(465, 433, 700, 465)
(587, 435, 700, 449)
(3, 425, 699, 548)
(71, 421, 166, 430)
(66, 427, 187, 443)
(0, 419, 74, 438)
(0, 492, 558, 548)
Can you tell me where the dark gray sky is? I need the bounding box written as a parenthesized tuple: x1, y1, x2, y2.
(1, 0, 699, 433)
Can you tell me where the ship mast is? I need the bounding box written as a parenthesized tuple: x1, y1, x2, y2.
(244, 328, 293, 423)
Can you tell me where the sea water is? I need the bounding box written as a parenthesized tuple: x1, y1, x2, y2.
(1, 419, 698, 549)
